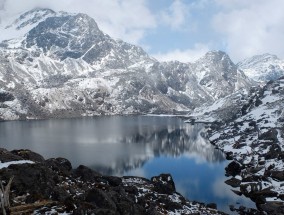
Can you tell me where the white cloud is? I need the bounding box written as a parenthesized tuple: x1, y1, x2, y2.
(2, 0, 283, 63)
(214, 0, 253, 10)
(159, 0, 190, 30)
(0, 0, 156, 45)
(0, 0, 4, 24)
(213, 0, 284, 61)
(0, 0, 5, 10)
(152, 43, 210, 63)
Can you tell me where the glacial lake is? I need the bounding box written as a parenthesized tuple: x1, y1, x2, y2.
(0, 115, 255, 213)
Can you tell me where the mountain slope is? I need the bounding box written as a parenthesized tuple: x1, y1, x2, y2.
(195, 77, 284, 213)
(0, 9, 253, 120)
(238, 53, 284, 82)
(191, 51, 252, 100)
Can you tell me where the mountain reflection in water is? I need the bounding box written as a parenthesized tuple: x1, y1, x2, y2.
(0, 116, 255, 213)
(90, 121, 226, 175)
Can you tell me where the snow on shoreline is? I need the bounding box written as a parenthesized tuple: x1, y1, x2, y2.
(195, 78, 284, 213)
(0, 160, 34, 169)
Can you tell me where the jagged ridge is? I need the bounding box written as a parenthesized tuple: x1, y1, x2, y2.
(0, 9, 252, 120)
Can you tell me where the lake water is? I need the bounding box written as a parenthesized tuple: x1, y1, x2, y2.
(0, 115, 255, 213)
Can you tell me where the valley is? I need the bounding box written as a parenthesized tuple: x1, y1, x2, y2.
(0, 7, 284, 215)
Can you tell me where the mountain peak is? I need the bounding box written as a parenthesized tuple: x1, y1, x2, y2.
(238, 53, 284, 81)
(0, 8, 57, 42)
(24, 12, 104, 60)
(5, 8, 56, 31)
(238, 53, 279, 67)
(196, 50, 235, 71)
(203, 50, 231, 62)
(0, 9, 254, 121)
(189, 50, 251, 100)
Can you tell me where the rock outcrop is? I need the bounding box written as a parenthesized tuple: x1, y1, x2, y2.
(204, 77, 284, 214)
(0, 148, 226, 215)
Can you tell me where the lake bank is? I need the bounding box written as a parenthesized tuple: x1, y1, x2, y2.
(0, 148, 227, 215)
(0, 115, 257, 213)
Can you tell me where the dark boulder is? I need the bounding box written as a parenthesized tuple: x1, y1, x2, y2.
(231, 205, 265, 215)
(242, 174, 265, 183)
(255, 98, 262, 106)
(101, 176, 122, 187)
(240, 183, 262, 197)
(151, 174, 176, 194)
(259, 202, 284, 215)
(278, 151, 284, 160)
(225, 161, 242, 177)
(231, 189, 242, 196)
(255, 187, 278, 198)
(124, 184, 139, 196)
(72, 165, 102, 181)
(163, 200, 183, 211)
(248, 121, 257, 127)
(85, 188, 117, 210)
(267, 170, 284, 181)
(0, 91, 15, 102)
(207, 203, 217, 209)
(45, 157, 72, 175)
(225, 177, 241, 188)
(116, 201, 145, 215)
(264, 144, 281, 160)
(11, 149, 45, 163)
(225, 151, 234, 160)
(0, 148, 23, 162)
(0, 163, 67, 202)
(259, 129, 278, 142)
(240, 183, 279, 205)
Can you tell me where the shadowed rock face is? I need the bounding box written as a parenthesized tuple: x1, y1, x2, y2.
(25, 12, 149, 67)
(26, 14, 105, 60)
(0, 91, 15, 102)
(0, 148, 226, 215)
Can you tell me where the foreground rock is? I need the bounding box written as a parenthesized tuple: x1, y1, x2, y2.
(0, 148, 226, 215)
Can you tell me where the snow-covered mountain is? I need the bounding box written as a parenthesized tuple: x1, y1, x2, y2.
(0, 8, 252, 120)
(238, 53, 284, 82)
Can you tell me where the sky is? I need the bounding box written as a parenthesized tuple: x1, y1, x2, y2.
(0, 0, 284, 63)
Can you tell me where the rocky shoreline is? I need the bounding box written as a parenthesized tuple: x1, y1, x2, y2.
(208, 125, 284, 214)
(0, 148, 227, 215)
(205, 79, 284, 214)
(1, 79, 284, 214)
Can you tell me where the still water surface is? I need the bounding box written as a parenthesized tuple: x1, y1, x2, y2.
(0, 116, 255, 213)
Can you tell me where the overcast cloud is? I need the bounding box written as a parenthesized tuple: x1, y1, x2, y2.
(153, 43, 210, 63)
(159, 0, 190, 30)
(0, 0, 284, 62)
(213, 0, 284, 61)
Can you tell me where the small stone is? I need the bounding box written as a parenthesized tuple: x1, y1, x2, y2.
(225, 161, 242, 177)
(206, 203, 217, 209)
(225, 177, 241, 188)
